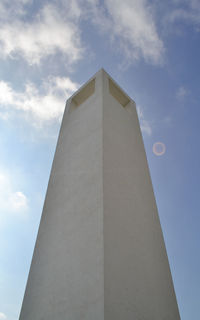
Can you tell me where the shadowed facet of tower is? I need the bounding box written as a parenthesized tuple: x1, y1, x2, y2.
(19, 69, 180, 320)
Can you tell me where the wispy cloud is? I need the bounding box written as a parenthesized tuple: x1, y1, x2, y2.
(137, 105, 152, 136)
(9, 192, 28, 211)
(0, 0, 32, 21)
(0, 313, 6, 320)
(0, 170, 28, 214)
(176, 86, 189, 100)
(0, 76, 79, 126)
(0, 169, 28, 228)
(0, 3, 83, 65)
(85, 0, 164, 65)
(168, 0, 200, 30)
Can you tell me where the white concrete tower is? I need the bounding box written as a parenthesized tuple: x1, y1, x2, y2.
(19, 69, 180, 320)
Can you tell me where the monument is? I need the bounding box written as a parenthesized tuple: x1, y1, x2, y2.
(19, 69, 180, 319)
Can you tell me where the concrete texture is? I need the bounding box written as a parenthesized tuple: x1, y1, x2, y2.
(19, 69, 180, 320)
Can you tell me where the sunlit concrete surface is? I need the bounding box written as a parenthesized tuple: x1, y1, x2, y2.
(19, 69, 180, 320)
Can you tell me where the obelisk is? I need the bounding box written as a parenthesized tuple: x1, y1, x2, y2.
(19, 69, 180, 320)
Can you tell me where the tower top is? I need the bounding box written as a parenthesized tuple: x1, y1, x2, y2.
(67, 68, 135, 114)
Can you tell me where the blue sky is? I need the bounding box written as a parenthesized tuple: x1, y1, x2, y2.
(0, 0, 200, 319)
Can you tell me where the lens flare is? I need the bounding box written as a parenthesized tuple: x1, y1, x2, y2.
(153, 142, 166, 156)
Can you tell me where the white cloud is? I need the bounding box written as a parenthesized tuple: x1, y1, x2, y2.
(0, 3, 83, 64)
(0, 313, 6, 320)
(137, 105, 152, 136)
(86, 0, 164, 65)
(0, 171, 28, 215)
(0, 0, 165, 66)
(0, 76, 79, 126)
